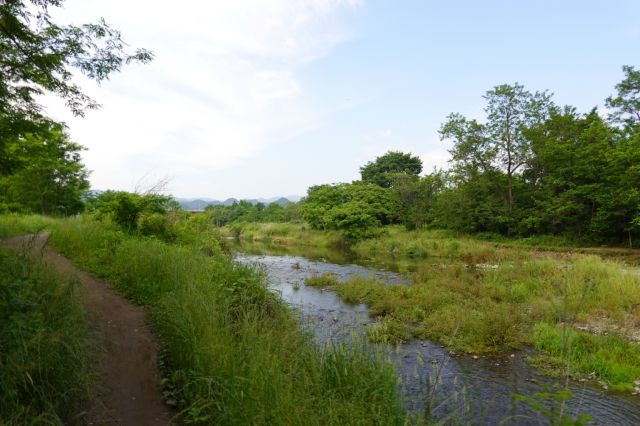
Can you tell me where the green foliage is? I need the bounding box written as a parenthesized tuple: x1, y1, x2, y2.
(0, 123, 89, 215)
(533, 323, 640, 388)
(86, 191, 176, 238)
(428, 68, 640, 243)
(301, 182, 398, 241)
(390, 173, 444, 230)
(0, 0, 152, 123)
(0, 214, 54, 238)
(440, 83, 554, 216)
(304, 273, 339, 287)
(366, 316, 409, 344)
(360, 151, 423, 188)
(0, 245, 89, 423)
(605, 65, 640, 130)
(205, 200, 300, 227)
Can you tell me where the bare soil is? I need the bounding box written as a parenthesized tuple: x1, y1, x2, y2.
(5, 234, 173, 425)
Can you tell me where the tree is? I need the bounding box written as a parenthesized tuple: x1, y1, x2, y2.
(360, 151, 423, 188)
(390, 172, 443, 230)
(440, 84, 554, 212)
(86, 191, 174, 234)
(0, 123, 88, 214)
(301, 182, 398, 240)
(0, 0, 152, 125)
(605, 65, 640, 130)
(524, 108, 615, 237)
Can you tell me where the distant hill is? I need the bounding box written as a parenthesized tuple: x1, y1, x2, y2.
(174, 196, 300, 211)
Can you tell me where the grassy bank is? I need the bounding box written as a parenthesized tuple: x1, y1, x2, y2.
(0, 214, 56, 238)
(226, 222, 345, 248)
(242, 222, 640, 390)
(49, 217, 406, 425)
(0, 239, 89, 424)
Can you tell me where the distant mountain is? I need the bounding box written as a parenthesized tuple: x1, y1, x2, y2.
(174, 196, 300, 211)
(178, 199, 220, 211)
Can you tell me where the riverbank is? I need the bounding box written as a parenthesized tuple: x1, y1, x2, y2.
(228, 222, 640, 392)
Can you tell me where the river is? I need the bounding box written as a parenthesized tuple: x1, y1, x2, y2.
(232, 242, 640, 425)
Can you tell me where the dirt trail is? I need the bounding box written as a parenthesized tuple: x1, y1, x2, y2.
(5, 234, 173, 425)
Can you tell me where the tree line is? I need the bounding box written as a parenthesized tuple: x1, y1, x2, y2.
(301, 66, 640, 245)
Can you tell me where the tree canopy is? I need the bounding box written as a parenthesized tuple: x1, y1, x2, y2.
(301, 182, 397, 240)
(0, 0, 152, 124)
(440, 83, 554, 214)
(360, 151, 423, 188)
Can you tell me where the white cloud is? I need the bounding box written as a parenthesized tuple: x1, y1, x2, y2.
(42, 0, 362, 195)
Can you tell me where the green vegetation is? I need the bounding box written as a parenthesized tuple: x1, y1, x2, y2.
(0, 124, 89, 215)
(0, 214, 55, 238)
(205, 200, 301, 227)
(0, 240, 89, 424)
(48, 217, 406, 424)
(231, 221, 345, 248)
(360, 151, 423, 188)
(301, 182, 398, 241)
(305, 272, 340, 287)
(533, 323, 640, 391)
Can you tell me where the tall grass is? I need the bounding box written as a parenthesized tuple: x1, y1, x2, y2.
(50, 217, 406, 425)
(0, 214, 55, 238)
(533, 323, 640, 391)
(0, 243, 89, 424)
(228, 222, 345, 248)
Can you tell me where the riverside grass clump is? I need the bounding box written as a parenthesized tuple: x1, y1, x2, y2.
(228, 222, 345, 248)
(532, 323, 640, 391)
(49, 217, 406, 425)
(0, 242, 89, 424)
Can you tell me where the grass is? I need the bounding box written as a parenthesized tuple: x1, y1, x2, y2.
(0, 214, 55, 238)
(49, 216, 407, 425)
(227, 222, 346, 248)
(247, 222, 640, 390)
(305, 272, 340, 287)
(532, 323, 640, 391)
(0, 239, 89, 424)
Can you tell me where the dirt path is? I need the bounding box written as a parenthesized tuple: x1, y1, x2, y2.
(5, 234, 173, 425)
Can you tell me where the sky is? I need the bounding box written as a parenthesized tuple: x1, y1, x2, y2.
(43, 0, 640, 200)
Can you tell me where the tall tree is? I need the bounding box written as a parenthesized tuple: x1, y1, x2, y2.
(0, 123, 89, 214)
(440, 83, 554, 212)
(605, 65, 640, 130)
(360, 151, 423, 188)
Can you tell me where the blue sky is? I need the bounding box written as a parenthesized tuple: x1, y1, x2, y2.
(45, 0, 639, 199)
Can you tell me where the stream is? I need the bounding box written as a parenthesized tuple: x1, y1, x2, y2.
(233, 243, 640, 425)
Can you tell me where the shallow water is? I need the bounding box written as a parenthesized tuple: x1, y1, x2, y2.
(234, 249, 640, 425)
